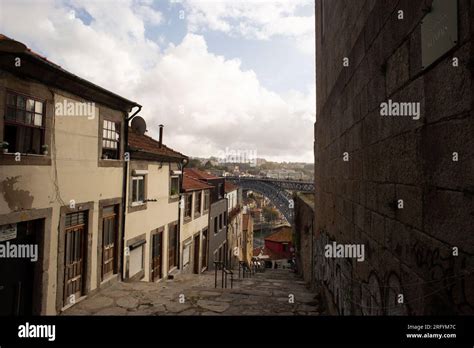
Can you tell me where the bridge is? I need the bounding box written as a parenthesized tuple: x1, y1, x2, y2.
(225, 177, 315, 223)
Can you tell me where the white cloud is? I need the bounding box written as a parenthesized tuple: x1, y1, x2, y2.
(0, 0, 315, 162)
(182, 0, 315, 55)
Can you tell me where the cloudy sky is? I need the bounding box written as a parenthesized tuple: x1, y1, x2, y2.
(0, 0, 315, 163)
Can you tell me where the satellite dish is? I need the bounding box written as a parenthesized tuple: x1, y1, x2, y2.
(0, 38, 27, 53)
(131, 116, 147, 135)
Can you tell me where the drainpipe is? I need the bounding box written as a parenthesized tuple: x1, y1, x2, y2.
(178, 157, 189, 271)
(120, 105, 142, 280)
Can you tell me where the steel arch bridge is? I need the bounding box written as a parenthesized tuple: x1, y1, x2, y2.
(225, 176, 315, 223)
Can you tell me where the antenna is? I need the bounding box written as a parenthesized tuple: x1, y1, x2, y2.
(131, 116, 147, 135)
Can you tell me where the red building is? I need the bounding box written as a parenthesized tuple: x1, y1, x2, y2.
(263, 226, 293, 260)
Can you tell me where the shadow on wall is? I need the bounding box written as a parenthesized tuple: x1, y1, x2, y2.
(1, 176, 34, 211)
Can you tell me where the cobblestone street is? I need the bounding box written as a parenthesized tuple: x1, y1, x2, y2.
(63, 269, 322, 316)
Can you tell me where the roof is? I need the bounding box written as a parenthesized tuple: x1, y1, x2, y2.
(128, 127, 187, 162)
(224, 181, 238, 193)
(184, 167, 218, 180)
(264, 227, 293, 243)
(0, 34, 140, 111)
(182, 174, 213, 192)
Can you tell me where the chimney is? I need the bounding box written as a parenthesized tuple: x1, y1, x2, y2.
(159, 124, 164, 147)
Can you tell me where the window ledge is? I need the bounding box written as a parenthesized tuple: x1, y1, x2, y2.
(128, 202, 147, 213)
(98, 158, 124, 168)
(0, 152, 51, 166)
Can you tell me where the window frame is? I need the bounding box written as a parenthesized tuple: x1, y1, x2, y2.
(3, 90, 46, 156)
(203, 190, 210, 213)
(194, 191, 202, 217)
(184, 193, 192, 220)
(101, 119, 121, 160)
(131, 175, 145, 206)
(170, 175, 180, 198)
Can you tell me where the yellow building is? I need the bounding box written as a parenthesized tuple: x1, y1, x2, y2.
(123, 127, 187, 282)
(0, 35, 139, 314)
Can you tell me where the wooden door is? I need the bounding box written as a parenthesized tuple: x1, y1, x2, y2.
(193, 234, 200, 274)
(201, 229, 208, 271)
(101, 206, 117, 280)
(64, 212, 86, 305)
(151, 232, 163, 281)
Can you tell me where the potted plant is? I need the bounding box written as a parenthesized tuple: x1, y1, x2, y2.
(1, 141, 8, 154)
(42, 144, 49, 155)
(170, 188, 178, 197)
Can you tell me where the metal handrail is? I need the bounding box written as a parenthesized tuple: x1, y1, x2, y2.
(214, 261, 223, 288)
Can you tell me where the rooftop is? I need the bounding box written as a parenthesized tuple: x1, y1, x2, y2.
(264, 226, 293, 243)
(0, 34, 139, 111)
(224, 181, 238, 193)
(184, 167, 218, 180)
(128, 127, 187, 162)
(182, 174, 213, 192)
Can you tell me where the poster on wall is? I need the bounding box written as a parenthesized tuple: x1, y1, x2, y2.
(0, 223, 17, 242)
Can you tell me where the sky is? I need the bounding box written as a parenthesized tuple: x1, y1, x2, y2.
(0, 0, 316, 163)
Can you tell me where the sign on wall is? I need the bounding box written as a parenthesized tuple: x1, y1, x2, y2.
(421, 0, 458, 70)
(0, 223, 17, 242)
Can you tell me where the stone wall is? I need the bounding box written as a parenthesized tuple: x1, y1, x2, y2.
(314, 0, 474, 315)
(294, 193, 315, 286)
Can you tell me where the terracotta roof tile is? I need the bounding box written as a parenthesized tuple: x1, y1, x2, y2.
(182, 174, 213, 192)
(128, 127, 187, 161)
(224, 181, 238, 193)
(184, 167, 218, 180)
(264, 227, 293, 243)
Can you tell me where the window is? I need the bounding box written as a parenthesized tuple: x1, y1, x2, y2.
(170, 176, 180, 197)
(184, 194, 192, 219)
(102, 120, 120, 159)
(214, 217, 218, 234)
(204, 190, 210, 211)
(282, 243, 288, 252)
(195, 191, 202, 215)
(183, 241, 192, 267)
(219, 214, 223, 229)
(131, 176, 145, 205)
(217, 183, 223, 199)
(4, 92, 45, 155)
(168, 224, 178, 269)
(224, 212, 228, 226)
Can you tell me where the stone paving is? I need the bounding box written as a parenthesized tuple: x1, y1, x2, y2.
(63, 269, 322, 316)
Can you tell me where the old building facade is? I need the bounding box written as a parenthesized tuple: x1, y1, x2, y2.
(241, 212, 254, 267)
(184, 168, 227, 270)
(123, 127, 187, 282)
(179, 172, 212, 274)
(225, 181, 243, 269)
(314, 0, 473, 314)
(0, 35, 139, 314)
